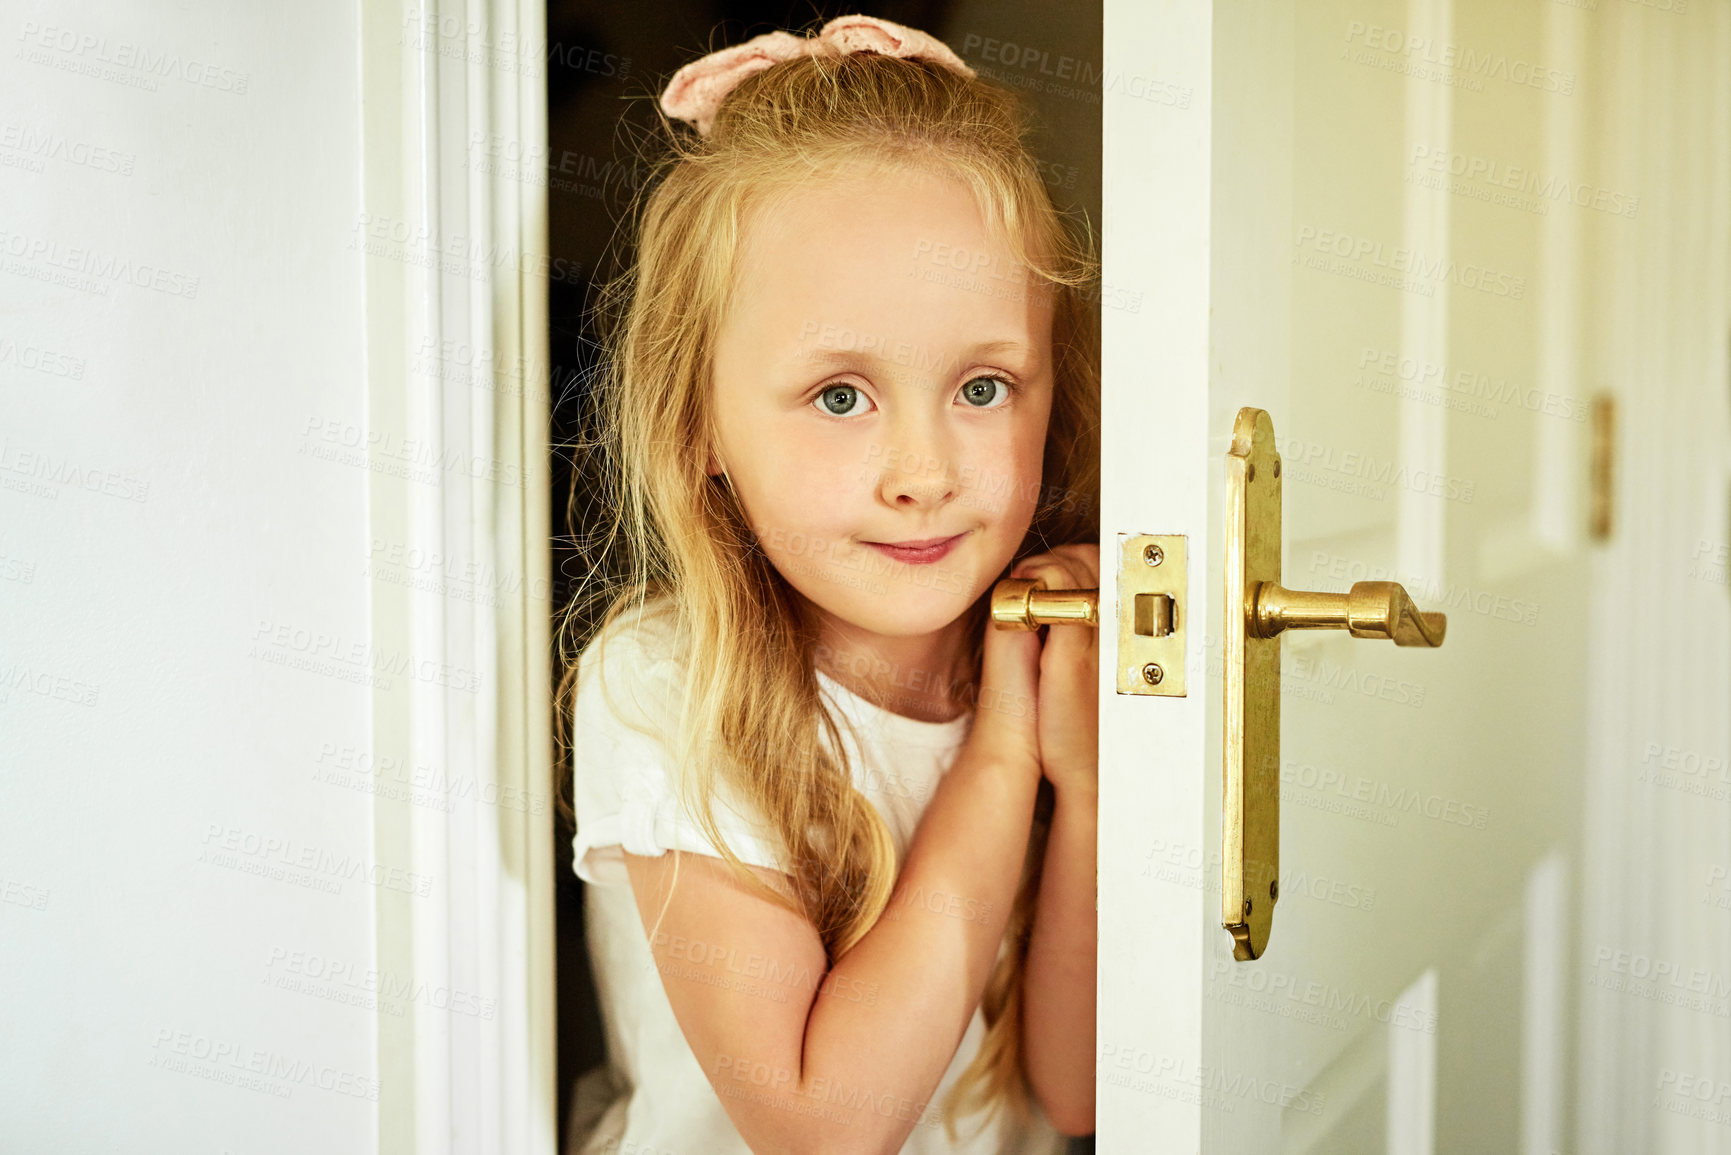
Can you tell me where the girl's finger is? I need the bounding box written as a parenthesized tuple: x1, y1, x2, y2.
(980, 615, 1041, 697)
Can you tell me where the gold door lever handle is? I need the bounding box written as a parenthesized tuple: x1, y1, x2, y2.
(1222, 408, 1451, 963)
(1252, 581, 1447, 647)
(990, 577, 1100, 630)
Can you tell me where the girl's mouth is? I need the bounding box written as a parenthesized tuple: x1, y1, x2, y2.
(861, 532, 966, 565)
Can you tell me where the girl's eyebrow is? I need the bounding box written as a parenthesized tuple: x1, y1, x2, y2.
(969, 338, 1039, 362)
(793, 338, 1038, 366)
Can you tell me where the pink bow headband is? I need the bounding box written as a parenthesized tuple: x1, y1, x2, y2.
(659, 15, 976, 137)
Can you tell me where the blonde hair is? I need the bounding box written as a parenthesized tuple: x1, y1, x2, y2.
(557, 42, 1099, 1139)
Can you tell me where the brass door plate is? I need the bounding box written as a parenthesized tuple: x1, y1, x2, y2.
(1115, 533, 1186, 697)
(1223, 409, 1281, 961)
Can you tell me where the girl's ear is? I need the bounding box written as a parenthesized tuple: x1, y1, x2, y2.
(705, 447, 726, 477)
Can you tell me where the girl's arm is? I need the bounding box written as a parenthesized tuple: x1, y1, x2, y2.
(1013, 542, 1100, 1134)
(623, 624, 1048, 1155)
(1020, 779, 1098, 1134)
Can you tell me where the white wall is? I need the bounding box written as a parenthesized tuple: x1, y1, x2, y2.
(0, 3, 379, 1148)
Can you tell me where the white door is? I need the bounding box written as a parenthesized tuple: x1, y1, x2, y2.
(1099, 2, 1731, 1152)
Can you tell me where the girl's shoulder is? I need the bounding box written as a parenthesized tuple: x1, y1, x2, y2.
(570, 596, 784, 883)
(580, 594, 685, 668)
(573, 596, 688, 736)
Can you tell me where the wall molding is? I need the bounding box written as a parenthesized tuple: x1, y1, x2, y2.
(361, 1, 554, 1151)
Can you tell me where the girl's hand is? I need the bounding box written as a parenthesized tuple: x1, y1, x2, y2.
(1010, 544, 1100, 799)
(969, 577, 1047, 782)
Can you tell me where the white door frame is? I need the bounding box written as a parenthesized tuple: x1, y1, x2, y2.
(1097, 2, 1214, 1149)
(360, 2, 555, 1151)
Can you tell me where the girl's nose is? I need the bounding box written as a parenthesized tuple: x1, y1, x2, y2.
(877, 430, 959, 509)
(883, 467, 957, 508)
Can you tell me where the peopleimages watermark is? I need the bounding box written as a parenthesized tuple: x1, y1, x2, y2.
(1097, 1041, 1327, 1116)
(898, 237, 1140, 313)
(15, 21, 250, 95)
(311, 741, 546, 816)
(1655, 1068, 1731, 1128)
(0, 120, 135, 176)
(709, 1052, 946, 1132)
(1637, 739, 1731, 805)
(262, 945, 498, 1021)
(645, 931, 880, 1009)
(905, 237, 1054, 307)
(1278, 433, 1477, 504)
(1294, 225, 1526, 300)
(1341, 20, 1576, 95)
(249, 616, 484, 694)
(1305, 550, 1539, 628)
(858, 442, 1095, 519)
(0, 337, 86, 381)
(401, 8, 631, 82)
(0, 875, 50, 912)
(365, 533, 552, 607)
(1208, 959, 1439, 1034)
(147, 1027, 376, 1101)
(0, 658, 100, 708)
(1141, 838, 1378, 912)
(1281, 754, 1491, 831)
(199, 822, 436, 899)
(1198, 640, 1427, 709)
(348, 211, 581, 286)
(811, 641, 1031, 731)
(1407, 144, 1638, 219)
(958, 34, 1194, 110)
(1692, 540, 1729, 587)
(0, 227, 200, 298)
(299, 414, 531, 490)
(1706, 865, 1731, 914)
(0, 439, 148, 503)
(464, 130, 649, 202)
(1354, 345, 1587, 423)
(1588, 945, 1731, 1017)
(410, 335, 555, 404)
(0, 544, 36, 585)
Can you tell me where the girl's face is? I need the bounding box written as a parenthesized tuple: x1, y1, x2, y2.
(710, 162, 1055, 640)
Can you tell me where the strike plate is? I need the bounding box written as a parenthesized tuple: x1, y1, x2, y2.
(1115, 534, 1186, 697)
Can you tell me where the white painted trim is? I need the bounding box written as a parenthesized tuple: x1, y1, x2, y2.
(1386, 968, 1438, 1155)
(1530, 2, 1586, 557)
(1098, 0, 1212, 1146)
(1395, 0, 1451, 592)
(362, 2, 554, 1151)
(1522, 853, 1567, 1155)
(1576, 2, 1731, 1150)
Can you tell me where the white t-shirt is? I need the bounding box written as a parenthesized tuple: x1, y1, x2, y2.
(565, 605, 1069, 1155)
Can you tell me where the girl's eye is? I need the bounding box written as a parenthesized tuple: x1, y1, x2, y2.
(958, 376, 1011, 409)
(815, 384, 873, 417)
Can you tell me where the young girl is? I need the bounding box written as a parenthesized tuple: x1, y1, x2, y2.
(561, 15, 1099, 1154)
